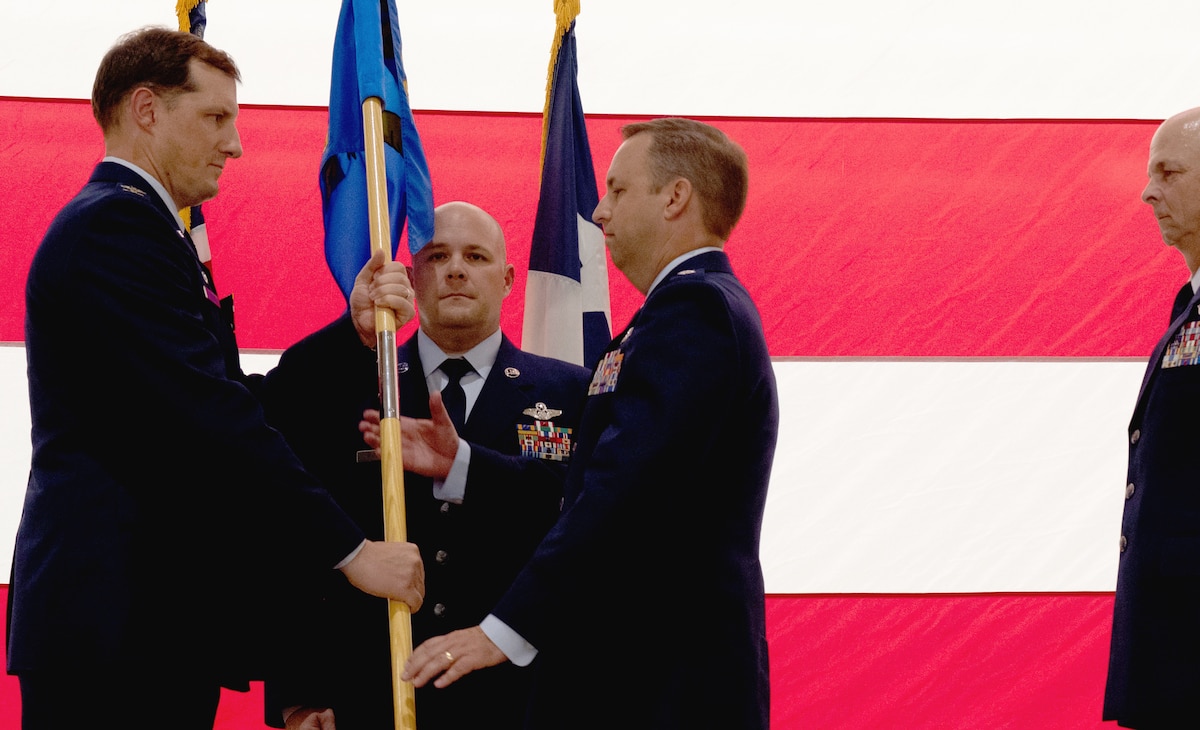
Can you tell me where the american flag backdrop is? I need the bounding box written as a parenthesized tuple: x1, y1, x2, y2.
(1, 1, 1196, 727)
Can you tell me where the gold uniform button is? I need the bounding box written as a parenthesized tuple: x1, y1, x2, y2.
(1130, 429, 1140, 445)
(1120, 535, 1127, 553)
(1125, 483, 1135, 499)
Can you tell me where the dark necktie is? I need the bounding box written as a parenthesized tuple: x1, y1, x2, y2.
(1172, 281, 1194, 323)
(439, 358, 475, 430)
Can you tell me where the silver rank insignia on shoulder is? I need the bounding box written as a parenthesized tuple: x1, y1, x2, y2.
(676, 269, 696, 276)
(119, 184, 147, 197)
(397, 362, 410, 374)
(523, 402, 563, 420)
(505, 367, 520, 378)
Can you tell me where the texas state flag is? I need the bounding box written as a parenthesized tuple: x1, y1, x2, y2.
(0, 1, 1192, 727)
(521, 1, 612, 368)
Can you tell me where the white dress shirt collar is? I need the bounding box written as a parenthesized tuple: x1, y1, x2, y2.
(646, 246, 723, 296)
(102, 156, 189, 236)
(416, 327, 503, 385)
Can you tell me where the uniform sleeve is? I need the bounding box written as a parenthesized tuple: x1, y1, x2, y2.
(54, 197, 364, 567)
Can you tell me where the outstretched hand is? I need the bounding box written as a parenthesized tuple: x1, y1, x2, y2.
(359, 390, 460, 479)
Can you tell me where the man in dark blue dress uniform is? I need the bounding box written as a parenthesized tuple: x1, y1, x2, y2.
(403, 118, 779, 730)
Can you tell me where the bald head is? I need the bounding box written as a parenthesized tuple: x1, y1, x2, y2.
(1144, 107, 1200, 274)
(1159, 107, 1200, 139)
(412, 201, 514, 353)
(433, 201, 507, 255)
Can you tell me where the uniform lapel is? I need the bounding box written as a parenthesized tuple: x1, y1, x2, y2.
(465, 338, 531, 440)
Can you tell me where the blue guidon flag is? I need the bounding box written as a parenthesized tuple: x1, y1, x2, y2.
(322, 0, 434, 301)
(521, 1, 611, 368)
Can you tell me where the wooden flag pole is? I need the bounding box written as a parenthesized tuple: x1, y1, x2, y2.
(362, 95, 418, 730)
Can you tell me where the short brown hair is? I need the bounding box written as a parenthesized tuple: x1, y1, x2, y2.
(620, 118, 749, 240)
(92, 26, 240, 132)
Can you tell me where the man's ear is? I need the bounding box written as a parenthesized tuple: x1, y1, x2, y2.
(128, 87, 158, 131)
(502, 262, 515, 296)
(663, 177, 693, 222)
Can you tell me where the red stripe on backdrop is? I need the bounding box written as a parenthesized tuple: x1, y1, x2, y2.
(0, 98, 1175, 357)
(0, 586, 1115, 728)
(767, 594, 1115, 729)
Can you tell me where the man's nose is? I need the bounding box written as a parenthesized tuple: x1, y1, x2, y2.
(592, 196, 609, 225)
(1142, 179, 1159, 205)
(223, 126, 243, 159)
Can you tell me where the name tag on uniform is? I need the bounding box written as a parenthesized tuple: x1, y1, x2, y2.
(517, 421, 573, 461)
(1163, 320, 1200, 369)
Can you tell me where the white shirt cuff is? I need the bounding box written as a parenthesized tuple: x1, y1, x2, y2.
(480, 614, 537, 667)
(432, 438, 470, 503)
(333, 538, 368, 570)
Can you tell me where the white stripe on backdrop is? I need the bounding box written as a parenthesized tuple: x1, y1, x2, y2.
(2, 0, 1200, 118)
(0, 347, 1140, 593)
(764, 358, 1139, 594)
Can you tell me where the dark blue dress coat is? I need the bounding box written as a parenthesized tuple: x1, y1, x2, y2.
(492, 251, 779, 729)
